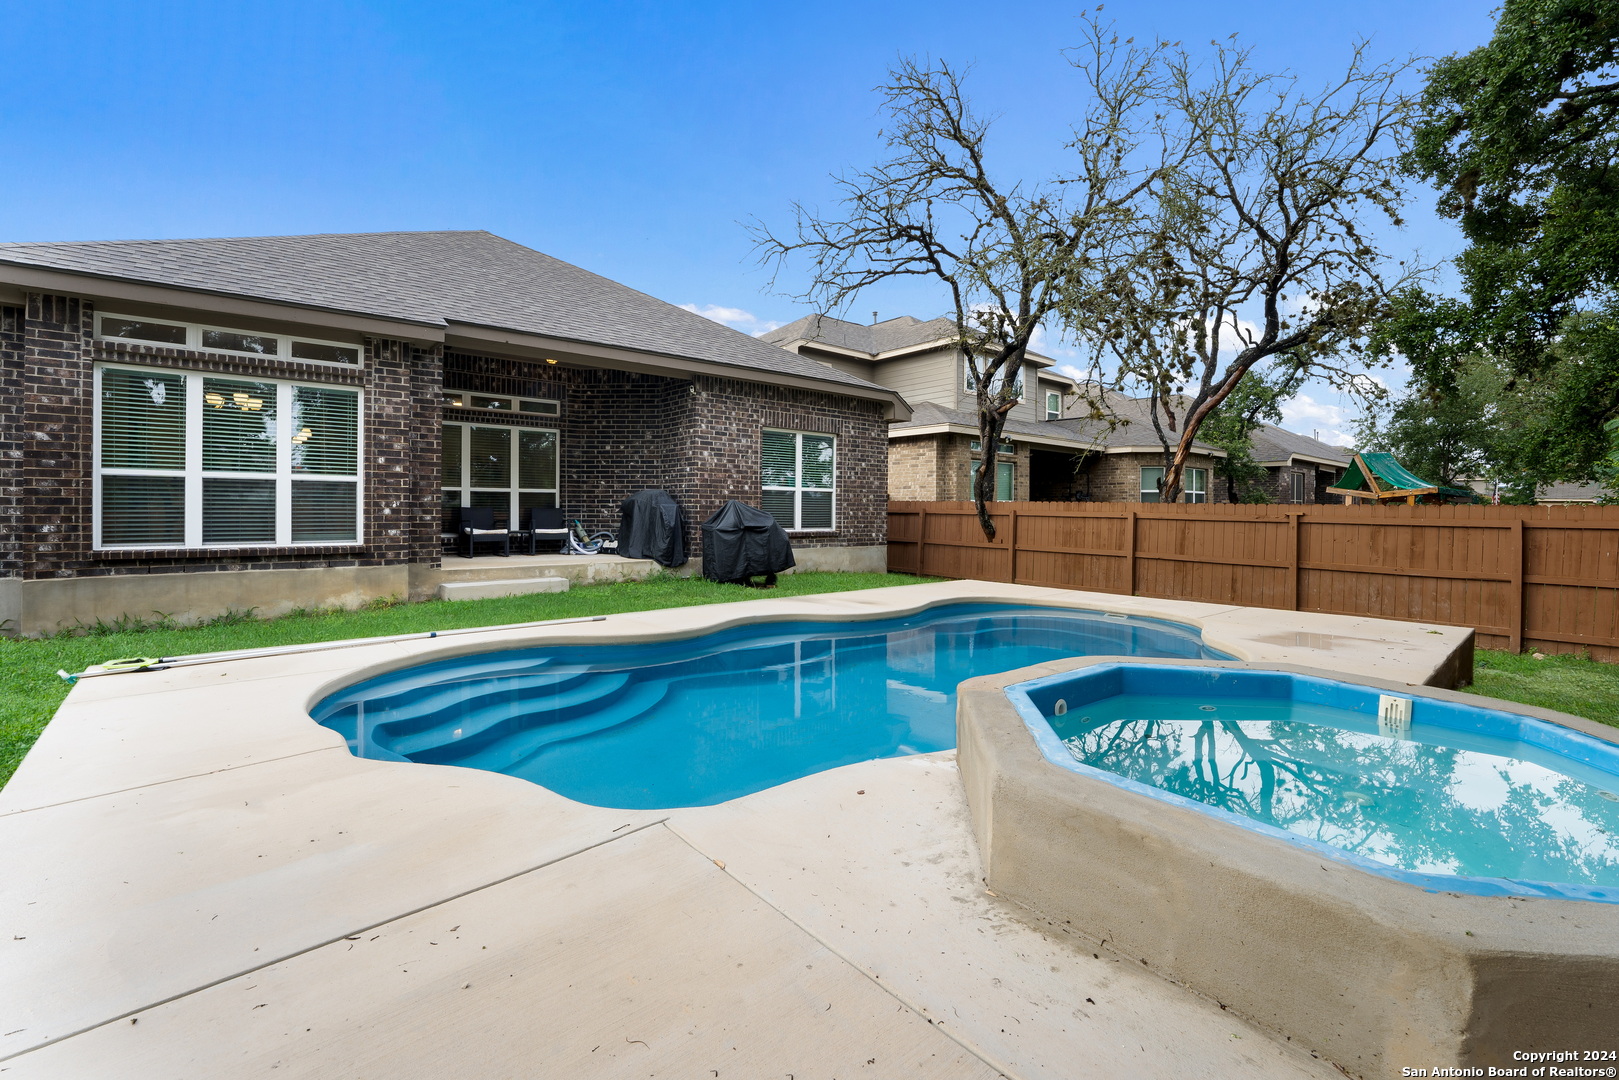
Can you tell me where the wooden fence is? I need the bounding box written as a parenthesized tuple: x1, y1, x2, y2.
(886, 501, 1619, 660)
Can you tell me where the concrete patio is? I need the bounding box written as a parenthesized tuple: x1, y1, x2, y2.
(0, 581, 1474, 1078)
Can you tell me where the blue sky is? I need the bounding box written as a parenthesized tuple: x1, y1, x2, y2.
(0, 0, 1497, 440)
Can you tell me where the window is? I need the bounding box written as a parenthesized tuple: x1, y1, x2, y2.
(1045, 390, 1061, 421)
(441, 422, 559, 528)
(968, 460, 1015, 501)
(1289, 471, 1305, 503)
(96, 313, 361, 367)
(964, 360, 1024, 400)
(1140, 466, 1164, 503)
(1185, 467, 1208, 504)
(443, 392, 560, 416)
(95, 365, 361, 548)
(969, 439, 1015, 456)
(761, 429, 835, 531)
(1140, 465, 1207, 503)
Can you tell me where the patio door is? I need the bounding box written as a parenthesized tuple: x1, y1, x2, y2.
(442, 422, 559, 531)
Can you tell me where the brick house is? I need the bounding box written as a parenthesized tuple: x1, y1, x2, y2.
(0, 231, 906, 635)
(763, 314, 1229, 503)
(1247, 426, 1353, 504)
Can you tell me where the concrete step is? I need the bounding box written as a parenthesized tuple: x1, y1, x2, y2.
(437, 577, 569, 601)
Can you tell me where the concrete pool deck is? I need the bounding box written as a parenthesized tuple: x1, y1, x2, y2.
(0, 581, 1474, 1077)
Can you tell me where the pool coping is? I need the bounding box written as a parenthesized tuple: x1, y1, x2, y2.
(0, 580, 1480, 1074)
(955, 655, 1619, 1078)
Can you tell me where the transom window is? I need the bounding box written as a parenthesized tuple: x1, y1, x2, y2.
(443, 392, 559, 416)
(1139, 466, 1208, 503)
(969, 439, 1015, 456)
(96, 313, 361, 367)
(441, 422, 559, 529)
(94, 364, 362, 548)
(761, 429, 835, 531)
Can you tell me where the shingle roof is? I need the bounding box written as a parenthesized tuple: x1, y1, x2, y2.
(0, 230, 888, 394)
(1248, 425, 1353, 466)
(889, 399, 1226, 455)
(763, 313, 959, 356)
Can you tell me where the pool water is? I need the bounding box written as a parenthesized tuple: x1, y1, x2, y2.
(312, 603, 1227, 808)
(1011, 666, 1619, 899)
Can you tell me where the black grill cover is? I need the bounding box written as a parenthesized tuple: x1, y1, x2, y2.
(700, 500, 796, 583)
(616, 489, 688, 567)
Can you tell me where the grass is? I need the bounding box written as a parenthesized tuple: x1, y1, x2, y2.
(0, 571, 934, 789)
(1461, 648, 1619, 728)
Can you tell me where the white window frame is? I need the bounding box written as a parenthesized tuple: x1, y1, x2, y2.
(963, 359, 1025, 401)
(1185, 467, 1209, 504)
(761, 428, 837, 532)
(443, 392, 560, 416)
(96, 312, 363, 369)
(441, 421, 561, 526)
(92, 363, 364, 549)
(1045, 390, 1061, 421)
(1139, 466, 1165, 503)
(1289, 470, 1306, 503)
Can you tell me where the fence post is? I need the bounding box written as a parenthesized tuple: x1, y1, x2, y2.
(917, 505, 928, 578)
(1125, 509, 1137, 596)
(1509, 516, 1525, 653)
(1007, 505, 1019, 584)
(1288, 511, 1302, 611)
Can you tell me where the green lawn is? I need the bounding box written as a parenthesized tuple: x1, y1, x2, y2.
(1461, 648, 1619, 728)
(0, 571, 933, 789)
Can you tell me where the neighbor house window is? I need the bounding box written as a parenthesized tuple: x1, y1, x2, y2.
(761, 429, 835, 530)
(95, 365, 362, 548)
(1045, 390, 1061, 421)
(1185, 467, 1208, 503)
(1141, 465, 1207, 503)
(964, 360, 1024, 400)
(441, 422, 559, 528)
(96, 313, 361, 367)
(969, 439, 1015, 455)
(1289, 471, 1305, 503)
(968, 460, 1014, 501)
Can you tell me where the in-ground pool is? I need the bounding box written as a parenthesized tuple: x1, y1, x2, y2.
(1007, 664, 1619, 901)
(312, 603, 1228, 808)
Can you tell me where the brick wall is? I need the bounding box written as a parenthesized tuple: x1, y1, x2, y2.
(1080, 451, 1222, 502)
(0, 307, 24, 577)
(888, 436, 941, 500)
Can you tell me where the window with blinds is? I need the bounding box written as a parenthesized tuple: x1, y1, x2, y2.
(94, 364, 363, 548)
(761, 429, 835, 531)
(441, 422, 560, 531)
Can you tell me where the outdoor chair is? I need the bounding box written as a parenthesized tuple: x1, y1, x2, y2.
(455, 506, 509, 558)
(511, 506, 571, 555)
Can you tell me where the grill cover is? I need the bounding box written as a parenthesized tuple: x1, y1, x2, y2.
(616, 489, 688, 567)
(700, 500, 796, 583)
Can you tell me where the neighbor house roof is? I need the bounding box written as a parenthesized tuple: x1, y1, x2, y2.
(889, 400, 1227, 457)
(763, 312, 1059, 367)
(1248, 426, 1353, 468)
(0, 230, 901, 407)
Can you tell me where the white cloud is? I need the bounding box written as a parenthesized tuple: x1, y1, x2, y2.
(1280, 393, 1355, 446)
(679, 303, 783, 337)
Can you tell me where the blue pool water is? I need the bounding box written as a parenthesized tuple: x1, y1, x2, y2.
(312, 603, 1228, 808)
(1007, 664, 1619, 902)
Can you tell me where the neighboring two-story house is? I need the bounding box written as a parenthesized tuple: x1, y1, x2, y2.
(764, 312, 1352, 506)
(0, 231, 906, 635)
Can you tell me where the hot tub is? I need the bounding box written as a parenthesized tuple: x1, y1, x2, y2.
(955, 657, 1619, 1078)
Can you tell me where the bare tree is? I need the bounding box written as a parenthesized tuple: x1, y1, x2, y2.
(751, 20, 1175, 538)
(1082, 41, 1420, 502)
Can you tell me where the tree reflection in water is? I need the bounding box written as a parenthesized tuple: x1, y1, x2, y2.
(1060, 700, 1619, 888)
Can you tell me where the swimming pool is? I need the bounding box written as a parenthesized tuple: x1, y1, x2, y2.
(312, 603, 1228, 808)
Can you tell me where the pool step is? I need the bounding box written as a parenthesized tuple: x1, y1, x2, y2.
(378, 671, 629, 756)
(450, 678, 672, 773)
(388, 672, 636, 760)
(367, 667, 596, 740)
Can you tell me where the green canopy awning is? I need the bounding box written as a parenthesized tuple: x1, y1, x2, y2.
(1327, 452, 1453, 502)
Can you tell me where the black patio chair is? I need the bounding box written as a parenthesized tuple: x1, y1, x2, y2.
(511, 506, 571, 555)
(455, 506, 509, 559)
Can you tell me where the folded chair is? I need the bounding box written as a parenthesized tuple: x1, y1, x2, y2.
(455, 506, 509, 558)
(512, 506, 571, 555)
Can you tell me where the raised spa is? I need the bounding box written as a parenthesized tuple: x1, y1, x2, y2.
(1007, 663, 1619, 902)
(956, 658, 1619, 1074)
(311, 602, 1229, 808)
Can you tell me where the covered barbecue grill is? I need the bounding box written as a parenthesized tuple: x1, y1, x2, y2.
(616, 489, 688, 567)
(700, 500, 795, 585)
